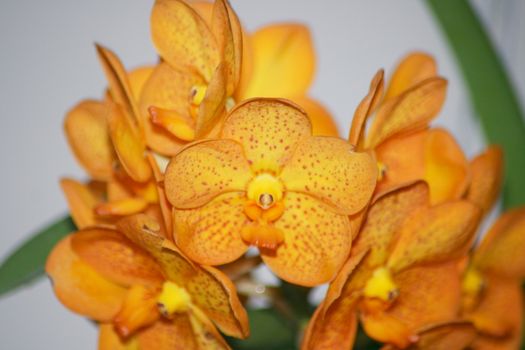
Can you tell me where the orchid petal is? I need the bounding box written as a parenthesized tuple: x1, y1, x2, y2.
(64, 100, 114, 180)
(173, 192, 250, 266)
(211, 0, 242, 95)
(60, 178, 102, 229)
(240, 24, 315, 98)
(466, 145, 503, 215)
(367, 77, 447, 148)
(387, 201, 480, 273)
(165, 139, 251, 209)
(151, 0, 219, 81)
(384, 52, 437, 100)
(349, 69, 384, 148)
(280, 136, 377, 215)
(98, 323, 138, 350)
(301, 301, 357, 350)
(261, 192, 352, 286)
(71, 228, 164, 287)
(46, 235, 126, 322)
(108, 104, 152, 183)
(222, 98, 312, 168)
(475, 207, 525, 279)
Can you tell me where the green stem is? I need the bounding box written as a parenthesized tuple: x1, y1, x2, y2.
(426, 0, 525, 209)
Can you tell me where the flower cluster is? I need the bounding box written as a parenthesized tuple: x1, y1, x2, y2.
(47, 1, 525, 349)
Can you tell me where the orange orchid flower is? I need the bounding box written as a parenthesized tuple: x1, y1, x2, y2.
(144, 0, 338, 156)
(348, 52, 470, 205)
(46, 213, 249, 349)
(461, 206, 525, 349)
(164, 98, 377, 286)
(302, 181, 481, 349)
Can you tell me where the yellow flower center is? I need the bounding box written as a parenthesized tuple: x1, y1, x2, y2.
(190, 84, 207, 118)
(242, 173, 285, 250)
(246, 173, 284, 209)
(156, 281, 192, 318)
(461, 268, 485, 311)
(363, 267, 399, 302)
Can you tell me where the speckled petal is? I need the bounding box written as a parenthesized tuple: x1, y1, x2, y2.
(280, 137, 377, 215)
(139, 62, 205, 155)
(46, 235, 126, 322)
(474, 207, 525, 279)
(211, 0, 242, 95)
(466, 146, 503, 215)
(186, 265, 249, 338)
(116, 214, 195, 285)
(239, 24, 315, 98)
(262, 192, 352, 286)
(352, 181, 429, 273)
(165, 139, 251, 209)
(151, 0, 219, 81)
(349, 69, 384, 148)
(367, 77, 447, 148)
(64, 100, 114, 180)
(221, 98, 312, 168)
(384, 52, 437, 100)
(387, 201, 481, 273)
(71, 228, 164, 288)
(173, 192, 250, 266)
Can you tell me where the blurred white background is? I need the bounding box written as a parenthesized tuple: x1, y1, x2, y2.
(0, 0, 524, 348)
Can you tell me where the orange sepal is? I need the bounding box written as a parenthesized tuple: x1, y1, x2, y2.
(387, 201, 480, 273)
(95, 198, 149, 217)
(474, 207, 525, 279)
(239, 23, 315, 99)
(60, 178, 103, 229)
(301, 301, 358, 350)
(466, 145, 503, 215)
(384, 52, 437, 100)
(108, 103, 152, 183)
(349, 69, 384, 148)
(64, 100, 115, 180)
(367, 77, 447, 148)
(46, 235, 127, 322)
(151, 0, 219, 81)
(71, 228, 164, 287)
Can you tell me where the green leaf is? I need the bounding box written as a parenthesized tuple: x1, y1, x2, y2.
(228, 308, 296, 350)
(426, 0, 525, 209)
(0, 216, 76, 297)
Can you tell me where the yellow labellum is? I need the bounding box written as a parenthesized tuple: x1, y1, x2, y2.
(363, 267, 399, 302)
(156, 281, 192, 317)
